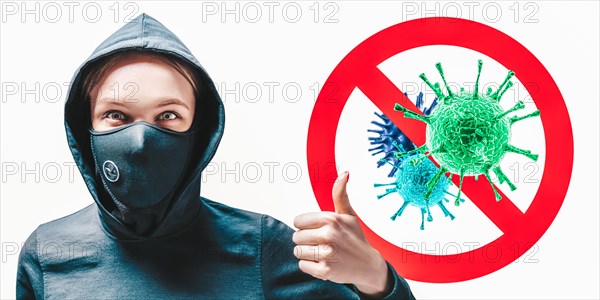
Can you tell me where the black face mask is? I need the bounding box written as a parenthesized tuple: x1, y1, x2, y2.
(89, 122, 195, 234)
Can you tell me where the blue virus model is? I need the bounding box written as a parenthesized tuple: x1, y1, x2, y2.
(368, 92, 463, 230)
(368, 92, 438, 177)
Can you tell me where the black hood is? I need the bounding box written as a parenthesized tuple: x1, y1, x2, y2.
(64, 13, 225, 240)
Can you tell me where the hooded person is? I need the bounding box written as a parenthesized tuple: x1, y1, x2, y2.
(16, 13, 415, 299)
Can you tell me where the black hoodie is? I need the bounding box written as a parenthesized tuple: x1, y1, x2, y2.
(16, 13, 415, 299)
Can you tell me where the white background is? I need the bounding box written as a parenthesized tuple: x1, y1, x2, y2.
(1, 1, 599, 299)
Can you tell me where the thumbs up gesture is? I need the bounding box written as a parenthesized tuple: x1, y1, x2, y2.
(293, 171, 393, 297)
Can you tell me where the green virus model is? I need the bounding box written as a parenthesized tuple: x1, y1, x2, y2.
(393, 60, 540, 204)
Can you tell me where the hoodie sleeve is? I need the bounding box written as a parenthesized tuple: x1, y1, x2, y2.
(16, 228, 44, 300)
(349, 261, 416, 300)
(260, 215, 415, 300)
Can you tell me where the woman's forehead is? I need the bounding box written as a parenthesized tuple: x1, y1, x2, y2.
(92, 55, 195, 108)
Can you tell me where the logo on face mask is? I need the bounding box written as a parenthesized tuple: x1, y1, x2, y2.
(103, 160, 120, 182)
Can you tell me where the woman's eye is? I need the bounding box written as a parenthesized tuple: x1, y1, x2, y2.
(157, 111, 180, 121)
(104, 111, 126, 121)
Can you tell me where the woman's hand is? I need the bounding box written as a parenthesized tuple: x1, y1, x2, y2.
(293, 171, 393, 297)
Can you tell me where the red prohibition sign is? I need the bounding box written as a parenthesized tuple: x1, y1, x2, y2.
(307, 17, 573, 283)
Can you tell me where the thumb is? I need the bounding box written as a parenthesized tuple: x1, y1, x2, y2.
(332, 171, 355, 216)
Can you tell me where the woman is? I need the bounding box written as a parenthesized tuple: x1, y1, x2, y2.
(16, 13, 415, 299)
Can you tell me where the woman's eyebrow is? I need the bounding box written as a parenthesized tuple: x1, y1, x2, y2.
(158, 98, 190, 110)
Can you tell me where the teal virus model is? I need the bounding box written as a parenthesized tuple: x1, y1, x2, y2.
(392, 60, 541, 204)
(374, 142, 463, 230)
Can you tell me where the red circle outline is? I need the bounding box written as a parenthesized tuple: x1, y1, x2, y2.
(306, 17, 573, 283)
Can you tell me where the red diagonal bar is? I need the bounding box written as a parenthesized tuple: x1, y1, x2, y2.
(356, 66, 525, 234)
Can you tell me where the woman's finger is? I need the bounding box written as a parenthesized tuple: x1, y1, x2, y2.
(298, 260, 332, 281)
(293, 244, 337, 262)
(293, 211, 337, 230)
(292, 226, 338, 245)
